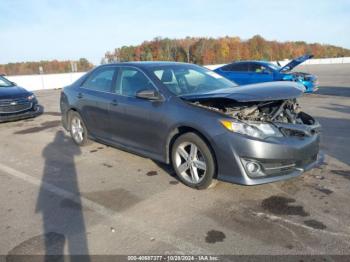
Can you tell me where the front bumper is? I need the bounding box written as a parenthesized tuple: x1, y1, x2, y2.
(213, 131, 321, 185)
(302, 79, 319, 93)
(0, 104, 43, 123)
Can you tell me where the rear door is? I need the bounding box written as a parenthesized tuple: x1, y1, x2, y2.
(248, 63, 274, 84)
(215, 63, 250, 85)
(108, 67, 166, 156)
(77, 66, 118, 138)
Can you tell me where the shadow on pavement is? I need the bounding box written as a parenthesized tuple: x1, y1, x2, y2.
(35, 130, 90, 261)
(320, 103, 350, 115)
(315, 86, 350, 97)
(316, 116, 350, 166)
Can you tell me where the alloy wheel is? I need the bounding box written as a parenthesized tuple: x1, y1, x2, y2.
(175, 142, 207, 184)
(71, 116, 84, 144)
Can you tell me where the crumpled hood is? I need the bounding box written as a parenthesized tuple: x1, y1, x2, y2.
(180, 81, 305, 102)
(280, 54, 313, 72)
(0, 85, 31, 99)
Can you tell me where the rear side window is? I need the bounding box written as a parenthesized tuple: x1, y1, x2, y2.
(116, 68, 154, 97)
(221, 63, 249, 72)
(82, 67, 116, 92)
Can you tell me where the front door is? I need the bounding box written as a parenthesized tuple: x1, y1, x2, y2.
(108, 67, 166, 156)
(248, 63, 274, 84)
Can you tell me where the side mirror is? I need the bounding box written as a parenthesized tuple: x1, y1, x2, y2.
(10, 81, 17, 86)
(136, 89, 162, 101)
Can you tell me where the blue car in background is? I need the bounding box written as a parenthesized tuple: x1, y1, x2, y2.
(214, 54, 318, 93)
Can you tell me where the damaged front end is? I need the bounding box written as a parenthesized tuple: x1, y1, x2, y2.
(190, 97, 321, 139)
(281, 71, 318, 93)
(186, 96, 321, 181)
(179, 82, 321, 183)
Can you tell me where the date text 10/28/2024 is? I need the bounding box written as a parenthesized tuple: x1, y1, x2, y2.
(128, 256, 219, 261)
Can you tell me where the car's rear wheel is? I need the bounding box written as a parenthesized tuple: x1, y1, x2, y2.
(171, 132, 216, 189)
(69, 111, 89, 146)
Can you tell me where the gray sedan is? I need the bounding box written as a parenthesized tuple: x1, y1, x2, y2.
(60, 62, 321, 189)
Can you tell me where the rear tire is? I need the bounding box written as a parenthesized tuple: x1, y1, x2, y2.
(171, 132, 216, 189)
(68, 111, 90, 146)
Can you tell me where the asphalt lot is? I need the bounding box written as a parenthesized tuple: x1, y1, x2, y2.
(0, 64, 350, 257)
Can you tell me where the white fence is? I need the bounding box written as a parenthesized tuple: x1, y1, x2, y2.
(6, 72, 85, 92)
(205, 57, 350, 70)
(301, 57, 350, 65)
(5, 57, 350, 91)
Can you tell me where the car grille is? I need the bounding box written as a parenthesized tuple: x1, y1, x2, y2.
(280, 128, 305, 137)
(262, 160, 296, 176)
(0, 98, 32, 114)
(279, 125, 320, 138)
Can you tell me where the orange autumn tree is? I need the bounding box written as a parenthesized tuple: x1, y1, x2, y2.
(104, 35, 350, 65)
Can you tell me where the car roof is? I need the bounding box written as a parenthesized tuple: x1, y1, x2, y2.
(101, 61, 192, 69)
(227, 60, 270, 65)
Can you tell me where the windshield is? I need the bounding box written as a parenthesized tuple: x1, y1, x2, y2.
(149, 64, 237, 96)
(0, 76, 14, 88)
(266, 62, 281, 71)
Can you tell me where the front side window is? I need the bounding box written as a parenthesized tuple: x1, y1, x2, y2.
(116, 68, 154, 97)
(221, 63, 249, 72)
(0, 76, 14, 88)
(250, 64, 271, 73)
(150, 65, 237, 96)
(82, 67, 116, 92)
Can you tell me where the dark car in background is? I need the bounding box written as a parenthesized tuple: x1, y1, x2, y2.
(214, 54, 318, 93)
(0, 75, 42, 122)
(60, 62, 321, 189)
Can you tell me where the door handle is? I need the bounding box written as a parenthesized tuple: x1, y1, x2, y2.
(77, 93, 84, 99)
(110, 99, 118, 106)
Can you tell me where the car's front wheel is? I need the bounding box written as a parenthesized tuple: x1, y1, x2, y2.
(69, 111, 89, 146)
(171, 132, 216, 189)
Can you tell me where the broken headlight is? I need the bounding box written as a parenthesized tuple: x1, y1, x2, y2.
(220, 120, 283, 139)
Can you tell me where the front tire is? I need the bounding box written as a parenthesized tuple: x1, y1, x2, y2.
(69, 111, 89, 146)
(171, 132, 216, 189)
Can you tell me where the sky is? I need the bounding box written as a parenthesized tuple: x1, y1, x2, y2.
(1, 0, 350, 65)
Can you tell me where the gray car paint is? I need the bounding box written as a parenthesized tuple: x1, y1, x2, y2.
(60, 62, 320, 185)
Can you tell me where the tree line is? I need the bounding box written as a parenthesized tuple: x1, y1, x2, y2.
(104, 35, 350, 65)
(2, 36, 349, 76)
(0, 58, 93, 76)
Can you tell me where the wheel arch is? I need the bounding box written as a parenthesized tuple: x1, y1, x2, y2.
(165, 125, 218, 177)
(64, 107, 79, 131)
